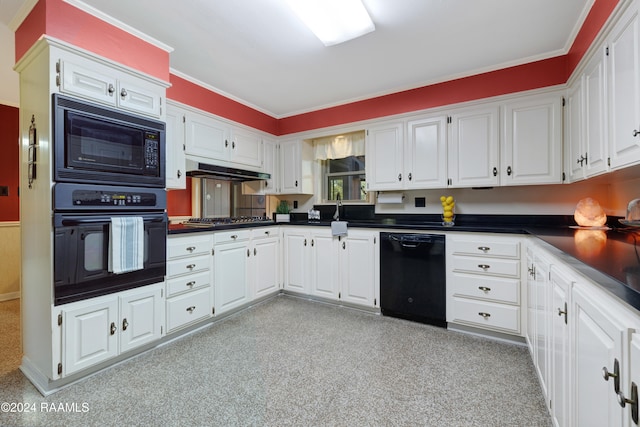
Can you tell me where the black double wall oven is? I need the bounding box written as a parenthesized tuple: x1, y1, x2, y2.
(52, 94, 167, 306)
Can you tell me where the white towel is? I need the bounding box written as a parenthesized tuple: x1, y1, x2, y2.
(109, 216, 144, 274)
(331, 221, 348, 237)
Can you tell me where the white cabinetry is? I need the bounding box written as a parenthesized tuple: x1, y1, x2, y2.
(447, 105, 500, 187)
(214, 230, 251, 315)
(501, 94, 563, 185)
(250, 227, 281, 299)
(365, 122, 404, 191)
(549, 265, 572, 427)
(165, 103, 187, 189)
(283, 226, 378, 308)
(61, 283, 164, 376)
(446, 233, 522, 335)
(57, 53, 163, 118)
(566, 47, 609, 182)
(166, 233, 213, 332)
(608, 1, 640, 170)
(279, 139, 314, 194)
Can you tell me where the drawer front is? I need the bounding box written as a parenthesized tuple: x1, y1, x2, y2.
(451, 238, 520, 258)
(450, 273, 520, 304)
(167, 255, 211, 278)
(452, 255, 520, 278)
(251, 227, 279, 239)
(166, 270, 211, 297)
(168, 235, 212, 259)
(214, 229, 251, 244)
(450, 298, 520, 334)
(166, 287, 211, 332)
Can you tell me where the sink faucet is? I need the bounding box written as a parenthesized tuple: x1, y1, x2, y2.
(333, 193, 342, 221)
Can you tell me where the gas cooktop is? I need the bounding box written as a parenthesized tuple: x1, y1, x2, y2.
(181, 217, 274, 228)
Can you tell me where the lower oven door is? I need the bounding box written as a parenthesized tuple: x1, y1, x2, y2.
(54, 212, 167, 305)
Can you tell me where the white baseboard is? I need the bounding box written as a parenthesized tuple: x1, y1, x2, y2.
(0, 291, 20, 302)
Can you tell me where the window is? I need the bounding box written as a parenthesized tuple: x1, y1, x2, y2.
(324, 155, 366, 201)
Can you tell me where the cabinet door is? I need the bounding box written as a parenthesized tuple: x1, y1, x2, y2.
(117, 79, 162, 118)
(185, 111, 230, 160)
(119, 285, 163, 353)
(565, 79, 585, 182)
(59, 59, 118, 107)
(550, 267, 572, 427)
(534, 254, 550, 400)
(365, 122, 404, 191)
(627, 334, 640, 426)
(63, 297, 119, 376)
(231, 127, 262, 168)
(406, 116, 448, 188)
(252, 236, 280, 298)
(448, 106, 499, 187)
(501, 95, 563, 186)
(608, 3, 640, 170)
(340, 231, 376, 307)
(262, 139, 278, 194)
(310, 232, 339, 300)
(214, 241, 250, 315)
(280, 140, 302, 194)
(584, 47, 609, 178)
(283, 229, 310, 293)
(572, 284, 625, 427)
(525, 247, 537, 359)
(165, 105, 186, 189)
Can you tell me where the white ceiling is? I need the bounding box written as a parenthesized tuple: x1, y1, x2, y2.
(2, 0, 593, 118)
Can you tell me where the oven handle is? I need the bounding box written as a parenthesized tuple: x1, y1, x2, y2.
(59, 215, 166, 226)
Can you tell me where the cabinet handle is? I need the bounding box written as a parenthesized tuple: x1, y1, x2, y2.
(342, 241, 346, 250)
(186, 246, 196, 252)
(557, 302, 568, 324)
(110, 322, 117, 335)
(507, 166, 512, 176)
(264, 231, 270, 235)
(122, 318, 129, 331)
(295, 180, 298, 187)
(634, 130, 640, 137)
(304, 239, 307, 247)
(398, 173, 402, 182)
(247, 248, 250, 257)
(231, 235, 238, 240)
(108, 84, 115, 95)
(120, 88, 127, 99)
(186, 306, 196, 313)
(528, 266, 536, 277)
(477, 246, 490, 252)
(478, 312, 491, 318)
(177, 170, 182, 178)
(232, 141, 236, 149)
(311, 239, 314, 247)
(254, 248, 257, 256)
(186, 281, 195, 288)
(477, 264, 490, 271)
(478, 286, 491, 292)
(603, 358, 621, 393)
(493, 167, 497, 176)
(408, 172, 412, 181)
(225, 140, 229, 147)
(618, 383, 639, 424)
(186, 264, 196, 270)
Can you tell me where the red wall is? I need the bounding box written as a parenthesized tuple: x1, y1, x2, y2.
(167, 178, 192, 217)
(0, 105, 20, 221)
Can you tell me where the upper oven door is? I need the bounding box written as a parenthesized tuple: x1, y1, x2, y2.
(53, 94, 165, 188)
(53, 212, 167, 305)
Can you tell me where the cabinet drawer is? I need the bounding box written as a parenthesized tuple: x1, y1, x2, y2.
(450, 298, 520, 334)
(452, 255, 520, 277)
(251, 227, 279, 239)
(167, 255, 210, 278)
(450, 238, 520, 258)
(168, 235, 212, 259)
(166, 270, 211, 297)
(215, 229, 251, 244)
(450, 273, 520, 304)
(166, 288, 211, 332)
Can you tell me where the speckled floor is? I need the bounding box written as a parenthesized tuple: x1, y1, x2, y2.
(1, 296, 551, 426)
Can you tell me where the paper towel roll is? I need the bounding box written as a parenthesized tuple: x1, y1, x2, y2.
(377, 192, 404, 204)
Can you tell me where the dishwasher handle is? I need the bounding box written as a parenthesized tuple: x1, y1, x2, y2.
(387, 234, 442, 245)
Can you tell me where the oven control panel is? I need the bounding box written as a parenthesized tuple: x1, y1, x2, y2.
(53, 183, 166, 211)
(73, 190, 157, 207)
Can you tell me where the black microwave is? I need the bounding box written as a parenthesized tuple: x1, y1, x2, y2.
(53, 94, 165, 188)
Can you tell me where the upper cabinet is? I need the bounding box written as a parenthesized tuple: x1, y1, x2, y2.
(447, 105, 500, 187)
(56, 52, 164, 119)
(165, 103, 187, 189)
(279, 139, 314, 194)
(608, 1, 640, 170)
(500, 94, 563, 186)
(365, 122, 404, 191)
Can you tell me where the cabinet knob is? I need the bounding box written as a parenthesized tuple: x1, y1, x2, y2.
(477, 264, 490, 271)
(507, 166, 512, 176)
(231, 235, 238, 240)
(186, 306, 196, 314)
(110, 322, 117, 335)
(602, 358, 621, 393)
(478, 286, 491, 292)
(493, 167, 497, 177)
(477, 246, 490, 252)
(122, 318, 129, 331)
(120, 88, 127, 99)
(108, 84, 115, 95)
(478, 312, 491, 318)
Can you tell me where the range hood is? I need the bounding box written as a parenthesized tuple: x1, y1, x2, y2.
(185, 158, 270, 181)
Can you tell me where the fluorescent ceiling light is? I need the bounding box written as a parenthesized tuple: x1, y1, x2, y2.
(286, 0, 375, 46)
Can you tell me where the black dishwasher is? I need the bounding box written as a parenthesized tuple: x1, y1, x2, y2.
(380, 233, 446, 327)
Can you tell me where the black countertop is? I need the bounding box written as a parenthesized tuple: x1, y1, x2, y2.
(168, 214, 640, 313)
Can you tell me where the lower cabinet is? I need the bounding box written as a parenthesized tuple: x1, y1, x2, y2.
(214, 230, 251, 315)
(283, 226, 379, 308)
(60, 282, 164, 376)
(250, 227, 281, 299)
(549, 265, 571, 427)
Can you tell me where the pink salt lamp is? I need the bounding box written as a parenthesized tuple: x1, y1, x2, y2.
(574, 197, 607, 227)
